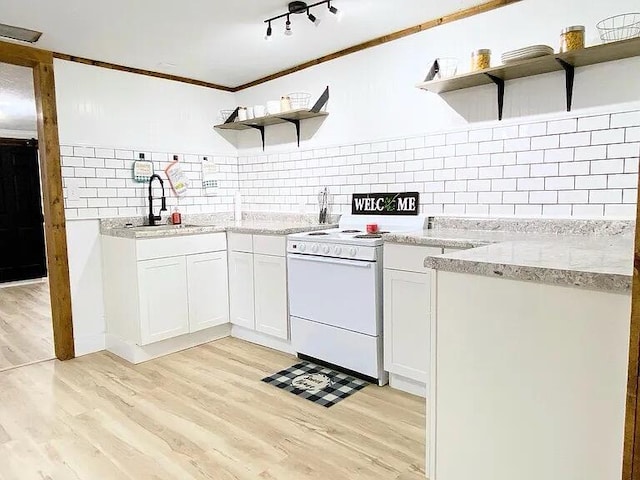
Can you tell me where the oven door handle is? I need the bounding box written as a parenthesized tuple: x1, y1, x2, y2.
(287, 254, 374, 268)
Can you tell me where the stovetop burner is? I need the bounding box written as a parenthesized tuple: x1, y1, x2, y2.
(354, 234, 383, 239)
(341, 229, 362, 233)
(308, 232, 329, 236)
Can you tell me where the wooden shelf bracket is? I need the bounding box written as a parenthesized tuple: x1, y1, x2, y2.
(485, 73, 505, 121)
(556, 58, 575, 112)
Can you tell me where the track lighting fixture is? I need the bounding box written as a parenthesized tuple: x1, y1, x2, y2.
(263, 1, 341, 38)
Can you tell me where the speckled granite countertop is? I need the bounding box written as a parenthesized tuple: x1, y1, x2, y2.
(384, 218, 634, 293)
(101, 217, 336, 239)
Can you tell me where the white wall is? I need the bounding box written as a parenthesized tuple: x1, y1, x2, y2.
(54, 60, 237, 154)
(55, 60, 238, 356)
(234, 0, 640, 150)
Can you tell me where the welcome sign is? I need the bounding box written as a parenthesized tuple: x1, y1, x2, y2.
(352, 192, 419, 216)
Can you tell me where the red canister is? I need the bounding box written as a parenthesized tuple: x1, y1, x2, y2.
(366, 223, 379, 234)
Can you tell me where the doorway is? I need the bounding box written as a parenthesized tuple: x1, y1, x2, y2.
(0, 62, 54, 370)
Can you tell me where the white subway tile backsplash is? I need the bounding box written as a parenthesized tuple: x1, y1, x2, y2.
(517, 150, 545, 164)
(446, 131, 468, 145)
(517, 177, 545, 191)
(503, 191, 529, 204)
(591, 128, 625, 145)
(479, 192, 503, 204)
(530, 163, 559, 177)
(543, 204, 572, 216)
(560, 132, 590, 148)
(627, 127, 640, 142)
(516, 204, 542, 216)
(504, 138, 531, 152)
(547, 119, 577, 134)
(73, 146, 95, 157)
(531, 135, 559, 150)
(530, 191, 558, 204)
(576, 175, 607, 189)
(559, 190, 588, 204)
(611, 111, 640, 128)
(445, 180, 467, 192)
(573, 204, 604, 217)
(490, 153, 517, 166)
(444, 156, 466, 169)
(466, 154, 491, 167)
(625, 157, 639, 173)
(115, 150, 134, 160)
(544, 148, 573, 163)
(504, 165, 529, 178)
(559, 161, 590, 176)
(578, 115, 610, 132)
(490, 204, 515, 215)
(491, 179, 517, 191)
(589, 189, 622, 204)
(608, 174, 638, 188)
(624, 189, 638, 204)
(424, 134, 446, 147)
(575, 145, 607, 161)
(591, 159, 624, 174)
(469, 128, 493, 142)
(608, 143, 640, 158)
(519, 122, 547, 137)
(493, 125, 519, 140)
(467, 179, 492, 191)
(479, 140, 504, 154)
(545, 176, 574, 190)
(478, 166, 503, 179)
(605, 204, 636, 217)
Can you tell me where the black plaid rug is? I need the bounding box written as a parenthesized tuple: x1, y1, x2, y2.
(261, 361, 369, 408)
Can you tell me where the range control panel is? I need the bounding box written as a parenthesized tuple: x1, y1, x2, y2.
(287, 241, 378, 262)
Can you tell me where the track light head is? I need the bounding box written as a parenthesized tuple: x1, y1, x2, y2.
(328, 2, 342, 20)
(285, 16, 293, 36)
(265, 22, 273, 41)
(307, 9, 321, 26)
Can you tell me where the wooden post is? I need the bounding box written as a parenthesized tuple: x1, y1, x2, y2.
(32, 61, 75, 360)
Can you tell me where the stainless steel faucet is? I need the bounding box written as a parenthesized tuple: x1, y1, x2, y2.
(148, 174, 167, 226)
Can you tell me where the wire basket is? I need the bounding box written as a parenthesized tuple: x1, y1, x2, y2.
(219, 109, 235, 122)
(597, 13, 640, 43)
(287, 92, 312, 110)
(436, 58, 459, 78)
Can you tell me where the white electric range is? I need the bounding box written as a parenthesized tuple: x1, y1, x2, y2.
(287, 214, 429, 385)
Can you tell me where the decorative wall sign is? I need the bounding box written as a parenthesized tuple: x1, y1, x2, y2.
(132, 160, 154, 183)
(352, 192, 419, 216)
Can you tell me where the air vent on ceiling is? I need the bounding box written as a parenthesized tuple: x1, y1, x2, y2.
(0, 23, 42, 43)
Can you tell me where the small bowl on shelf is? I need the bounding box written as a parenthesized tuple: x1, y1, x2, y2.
(597, 13, 640, 43)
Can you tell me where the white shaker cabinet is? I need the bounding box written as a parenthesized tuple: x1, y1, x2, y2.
(187, 252, 229, 332)
(228, 250, 255, 329)
(383, 268, 431, 383)
(383, 243, 445, 397)
(138, 256, 190, 345)
(254, 253, 288, 339)
(103, 233, 229, 362)
(227, 233, 289, 342)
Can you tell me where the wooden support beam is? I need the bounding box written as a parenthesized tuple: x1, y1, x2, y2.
(33, 60, 75, 360)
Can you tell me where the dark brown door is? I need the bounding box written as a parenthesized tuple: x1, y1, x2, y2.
(0, 139, 47, 283)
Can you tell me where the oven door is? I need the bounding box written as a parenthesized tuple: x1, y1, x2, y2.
(287, 253, 381, 336)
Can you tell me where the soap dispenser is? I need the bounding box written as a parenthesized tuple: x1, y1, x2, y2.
(171, 207, 182, 225)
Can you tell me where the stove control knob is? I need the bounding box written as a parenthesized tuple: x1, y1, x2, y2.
(334, 246, 342, 255)
(349, 247, 357, 257)
(299, 243, 306, 252)
(322, 245, 330, 254)
(311, 244, 319, 253)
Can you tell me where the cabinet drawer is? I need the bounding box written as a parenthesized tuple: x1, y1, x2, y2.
(136, 233, 226, 260)
(384, 243, 442, 273)
(253, 235, 286, 257)
(228, 233, 253, 253)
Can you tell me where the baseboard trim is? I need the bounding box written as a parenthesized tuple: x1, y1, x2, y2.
(389, 373, 427, 398)
(74, 333, 106, 357)
(106, 324, 231, 364)
(230, 325, 295, 354)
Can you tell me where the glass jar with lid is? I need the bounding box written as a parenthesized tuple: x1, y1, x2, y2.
(560, 26, 585, 52)
(471, 49, 491, 72)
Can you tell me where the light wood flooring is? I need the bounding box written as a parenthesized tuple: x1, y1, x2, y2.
(0, 337, 426, 480)
(0, 280, 54, 371)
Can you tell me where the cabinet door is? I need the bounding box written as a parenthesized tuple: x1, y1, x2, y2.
(137, 256, 189, 345)
(383, 268, 431, 383)
(254, 254, 288, 340)
(186, 252, 229, 332)
(228, 251, 255, 329)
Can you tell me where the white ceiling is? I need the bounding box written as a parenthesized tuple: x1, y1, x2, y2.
(0, 63, 36, 132)
(0, 0, 485, 87)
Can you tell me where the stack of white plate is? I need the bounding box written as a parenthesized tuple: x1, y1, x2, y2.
(501, 45, 554, 64)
